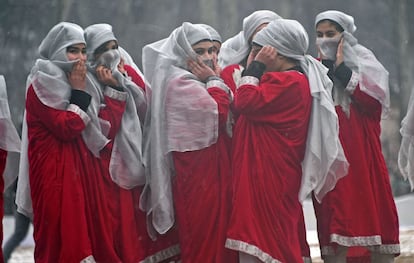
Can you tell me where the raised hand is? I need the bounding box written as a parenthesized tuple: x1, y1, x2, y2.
(187, 56, 216, 82)
(67, 60, 87, 90)
(254, 45, 277, 70)
(96, 65, 119, 87)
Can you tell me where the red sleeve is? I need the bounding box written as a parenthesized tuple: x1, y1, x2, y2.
(207, 87, 230, 130)
(124, 64, 146, 92)
(98, 90, 127, 140)
(26, 85, 87, 141)
(351, 84, 382, 120)
(234, 72, 310, 124)
(220, 64, 242, 94)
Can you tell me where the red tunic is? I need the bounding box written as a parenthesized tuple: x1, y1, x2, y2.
(226, 71, 312, 263)
(26, 85, 94, 263)
(0, 149, 6, 263)
(171, 86, 237, 263)
(313, 85, 400, 258)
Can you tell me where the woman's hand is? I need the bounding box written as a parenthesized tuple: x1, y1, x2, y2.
(67, 61, 87, 90)
(96, 65, 119, 87)
(254, 45, 277, 70)
(187, 56, 216, 82)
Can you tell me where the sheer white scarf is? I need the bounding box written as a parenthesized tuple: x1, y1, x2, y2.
(254, 19, 349, 202)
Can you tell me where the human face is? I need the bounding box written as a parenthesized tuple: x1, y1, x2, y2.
(211, 41, 221, 62)
(66, 43, 87, 61)
(316, 21, 341, 39)
(192, 40, 215, 61)
(94, 40, 119, 60)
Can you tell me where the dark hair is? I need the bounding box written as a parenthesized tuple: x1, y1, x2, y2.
(316, 19, 344, 32)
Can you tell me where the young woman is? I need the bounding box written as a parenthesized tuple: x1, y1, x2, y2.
(142, 22, 237, 263)
(18, 22, 104, 263)
(312, 10, 400, 263)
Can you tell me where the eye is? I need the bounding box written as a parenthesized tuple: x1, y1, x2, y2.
(208, 47, 214, 54)
(194, 49, 204, 55)
(67, 47, 79, 54)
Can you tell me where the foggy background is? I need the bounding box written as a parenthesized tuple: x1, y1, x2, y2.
(1, 0, 413, 205)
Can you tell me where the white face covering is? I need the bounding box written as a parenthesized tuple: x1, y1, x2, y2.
(94, 49, 121, 71)
(316, 34, 342, 60)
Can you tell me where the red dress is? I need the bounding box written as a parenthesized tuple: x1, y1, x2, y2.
(171, 85, 237, 263)
(226, 71, 312, 263)
(26, 85, 94, 263)
(0, 149, 6, 263)
(313, 85, 400, 259)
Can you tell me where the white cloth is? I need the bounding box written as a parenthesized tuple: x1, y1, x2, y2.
(398, 88, 414, 190)
(141, 22, 220, 235)
(16, 22, 109, 218)
(315, 10, 390, 118)
(0, 75, 21, 190)
(219, 10, 281, 67)
(254, 19, 349, 202)
(84, 23, 147, 188)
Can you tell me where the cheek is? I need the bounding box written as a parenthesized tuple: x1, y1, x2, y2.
(66, 53, 77, 61)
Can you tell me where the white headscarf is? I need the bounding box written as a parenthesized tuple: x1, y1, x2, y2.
(16, 22, 109, 218)
(398, 89, 414, 190)
(218, 10, 282, 67)
(0, 75, 21, 190)
(254, 19, 349, 202)
(84, 23, 147, 188)
(141, 22, 220, 235)
(315, 10, 390, 118)
(197, 24, 221, 43)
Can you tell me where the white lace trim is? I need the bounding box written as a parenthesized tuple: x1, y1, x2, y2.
(320, 233, 400, 256)
(225, 238, 282, 263)
(206, 79, 229, 93)
(140, 244, 180, 263)
(238, 76, 259, 89)
(67, 104, 90, 125)
(104, 86, 128, 101)
(345, 71, 359, 94)
(80, 255, 96, 263)
(368, 244, 401, 255)
(331, 233, 382, 247)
